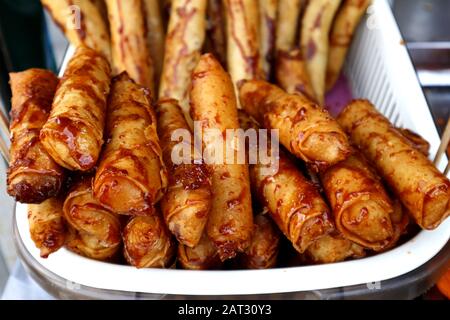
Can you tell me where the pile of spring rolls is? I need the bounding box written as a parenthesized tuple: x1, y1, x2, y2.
(6, 0, 449, 270)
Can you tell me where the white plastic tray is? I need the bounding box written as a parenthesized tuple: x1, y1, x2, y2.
(15, 0, 450, 295)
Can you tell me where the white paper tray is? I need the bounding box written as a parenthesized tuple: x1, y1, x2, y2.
(14, 0, 450, 296)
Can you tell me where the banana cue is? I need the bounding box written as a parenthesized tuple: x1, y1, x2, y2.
(156, 99, 212, 248)
(28, 198, 66, 258)
(7, 69, 64, 203)
(238, 80, 351, 171)
(275, 0, 303, 52)
(159, 0, 207, 118)
(177, 233, 222, 270)
(338, 100, 450, 229)
(93, 72, 167, 215)
(40, 46, 111, 171)
(105, 0, 155, 93)
(238, 111, 334, 253)
(301, 0, 342, 104)
(326, 0, 371, 90)
(190, 54, 254, 261)
(41, 0, 111, 63)
(63, 177, 121, 261)
(123, 214, 176, 268)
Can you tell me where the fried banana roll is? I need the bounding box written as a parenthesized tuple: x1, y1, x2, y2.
(8, 69, 64, 203)
(258, 0, 278, 79)
(143, 0, 166, 86)
(177, 233, 222, 270)
(338, 100, 450, 229)
(190, 54, 253, 260)
(28, 198, 66, 258)
(106, 0, 155, 93)
(301, 0, 342, 104)
(326, 0, 371, 91)
(93, 73, 167, 215)
(239, 213, 281, 269)
(63, 177, 121, 261)
(224, 0, 264, 95)
(41, 0, 111, 62)
(275, 48, 317, 102)
(304, 233, 366, 264)
(159, 0, 207, 116)
(40, 46, 111, 171)
(157, 99, 212, 247)
(123, 214, 176, 268)
(239, 80, 351, 170)
(275, 0, 302, 51)
(321, 151, 395, 251)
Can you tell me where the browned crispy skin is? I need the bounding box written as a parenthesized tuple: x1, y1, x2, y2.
(28, 198, 66, 258)
(238, 80, 351, 171)
(398, 128, 430, 156)
(63, 177, 121, 261)
(238, 110, 334, 253)
(7, 69, 64, 203)
(224, 0, 264, 97)
(159, 0, 207, 117)
(190, 54, 253, 260)
(239, 213, 280, 269)
(321, 151, 395, 251)
(143, 0, 166, 87)
(123, 214, 176, 268)
(177, 233, 222, 270)
(326, 0, 371, 90)
(301, 0, 342, 104)
(275, 0, 302, 51)
(156, 99, 212, 247)
(304, 233, 366, 264)
(205, 0, 227, 66)
(275, 48, 317, 102)
(381, 200, 410, 251)
(258, 0, 278, 79)
(40, 46, 111, 171)
(41, 0, 111, 62)
(93, 73, 167, 215)
(338, 100, 450, 229)
(106, 0, 155, 93)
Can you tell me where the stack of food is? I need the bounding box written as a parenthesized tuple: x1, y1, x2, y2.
(6, 0, 449, 270)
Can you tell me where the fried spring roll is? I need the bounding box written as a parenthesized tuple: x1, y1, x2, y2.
(275, 0, 302, 51)
(258, 0, 278, 79)
(28, 198, 66, 258)
(321, 151, 395, 251)
(238, 109, 334, 253)
(275, 48, 317, 102)
(93, 73, 167, 215)
(157, 99, 212, 247)
(382, 200, 410, 251)
(123, 214, 176, 268)
(301, 0, 342, 104)
(63, 177, 121, 261)
(304, 233, 365, 264)
(41, 0, 111, 62)
(143, 0, 166, 87)
(224, 0, 264, 96)
(326, 0, 371, 91)
(190, 54, 253, 260)
(398, 128, 430, 156)
(238, 80, 351, 170)
(205, 0, 227, 66)
(106, 0, 155, 93)
(7, 69, 64, 203)
(40, 46, 111, 171)
(177, 233, 222, 270)
(159, 0, 207, 117)
(239, 213, 280, 269)
(337, 100, 450, 229)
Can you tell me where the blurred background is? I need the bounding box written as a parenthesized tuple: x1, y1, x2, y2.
(0, 0, 448, 299)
